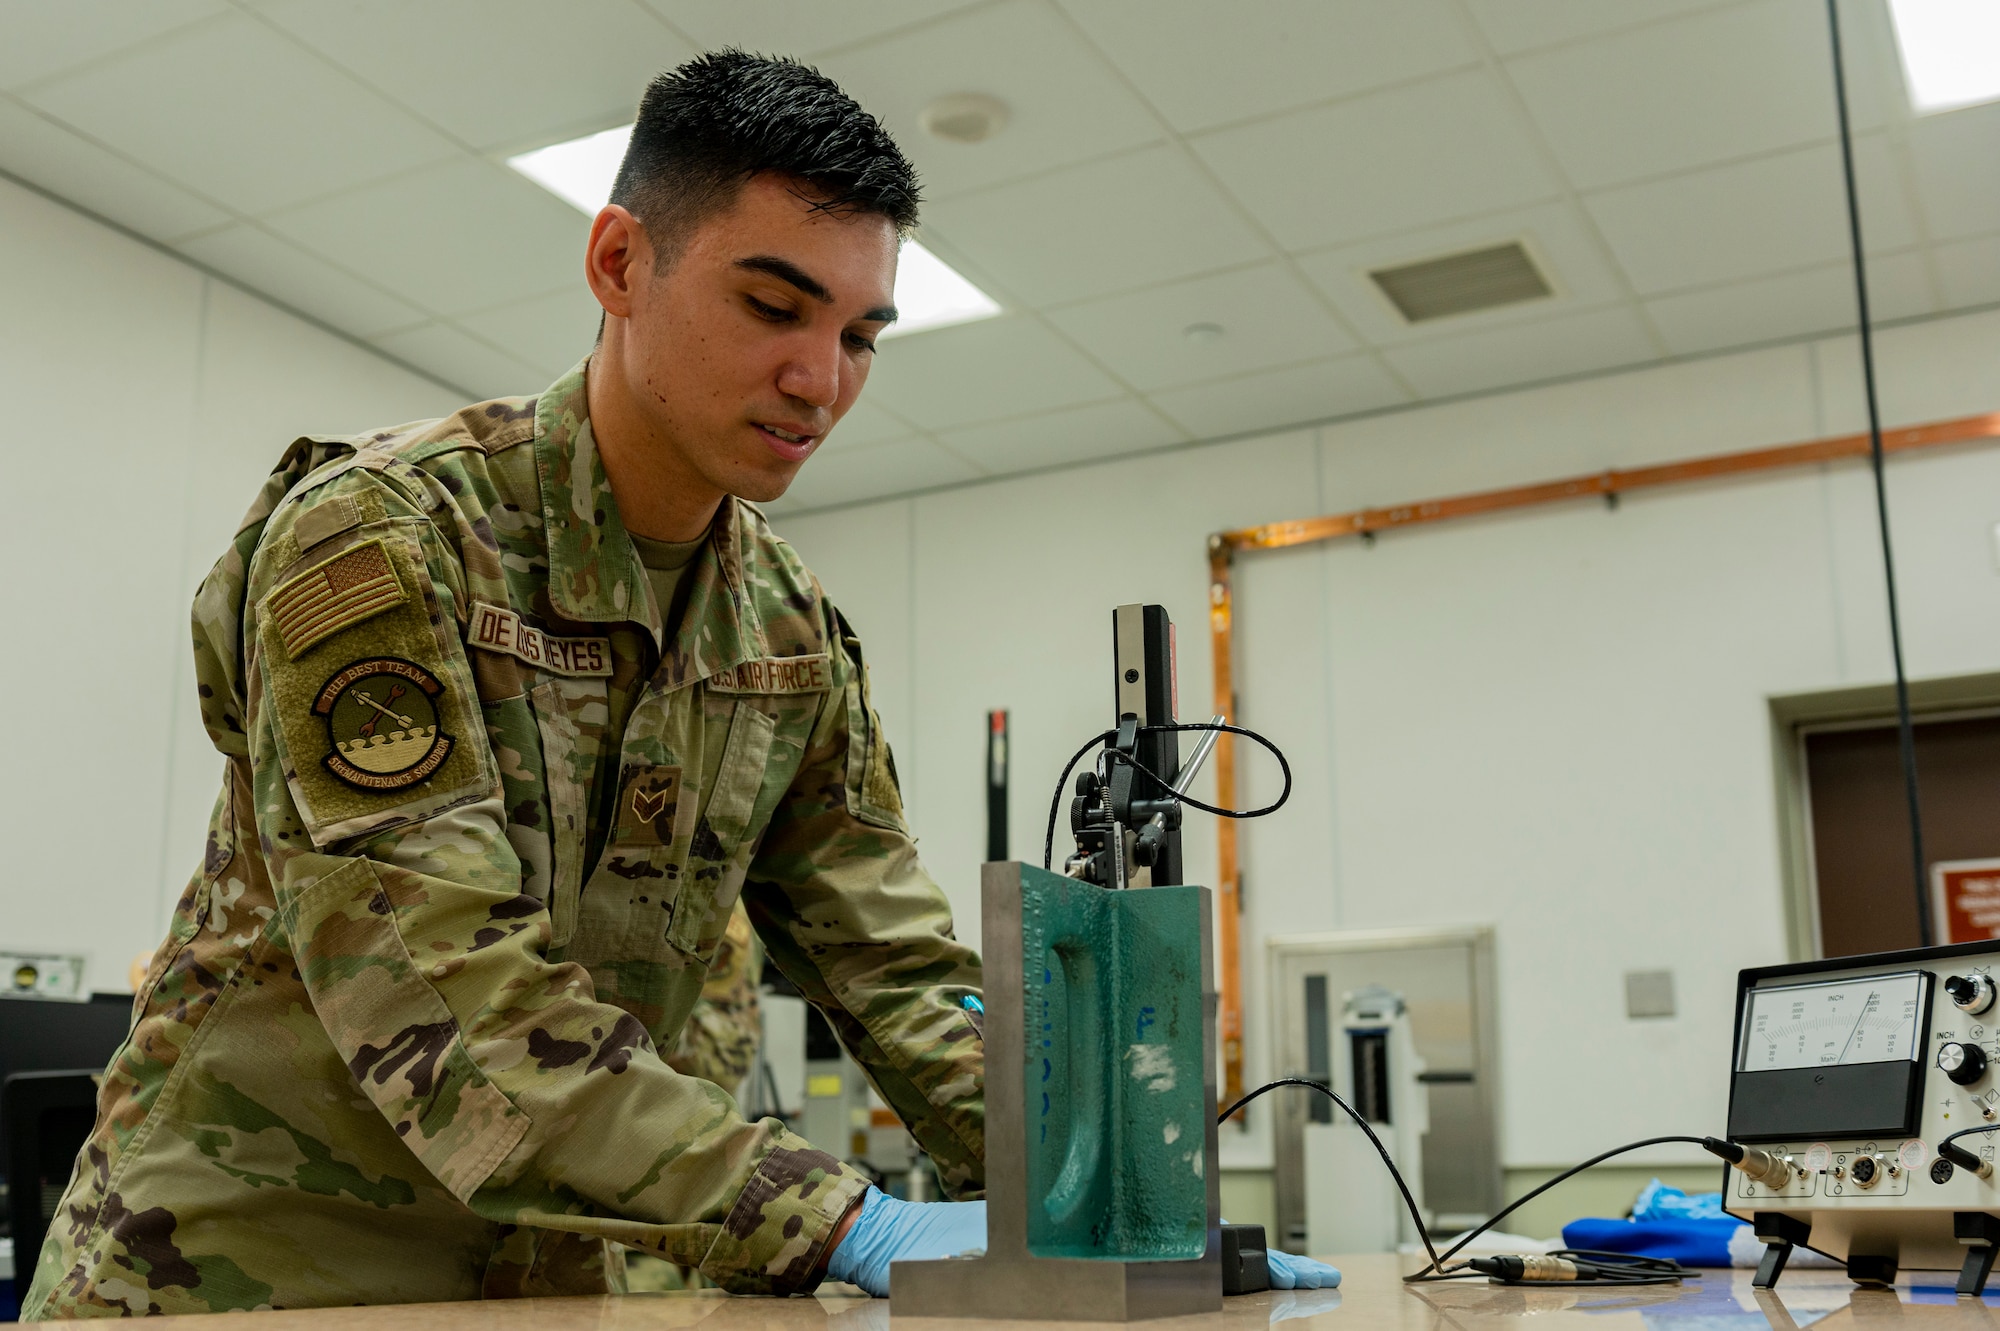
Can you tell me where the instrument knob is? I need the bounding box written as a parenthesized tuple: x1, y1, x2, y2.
(1940, 1040, 1989, 1085)
(1948, 974, 1997, 1015)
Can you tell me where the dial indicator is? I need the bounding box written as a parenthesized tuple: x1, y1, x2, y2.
(1739, 971, 1926, 1071)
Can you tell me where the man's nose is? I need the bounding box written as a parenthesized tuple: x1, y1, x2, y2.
(777, 336, 842, 410)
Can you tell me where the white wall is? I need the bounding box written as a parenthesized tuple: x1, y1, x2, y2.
(1, 175, 462, 994)
(777, 304, 2000, 1175)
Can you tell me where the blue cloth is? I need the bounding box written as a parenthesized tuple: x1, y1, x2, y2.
(823, 1185, 989, 1297)
(1266, 1249, 1342, 1290)
(1561, 1216, 1746, 1268)
(1632, 1178, 1727, 1222)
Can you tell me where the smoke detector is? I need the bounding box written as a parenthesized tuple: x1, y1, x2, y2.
(920, 93, 1010, 144)
(1367, 240, 1553, 324)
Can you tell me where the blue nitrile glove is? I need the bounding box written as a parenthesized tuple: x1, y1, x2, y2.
(1266, 1249, 1341, 1290)
(823, 1185, 988, 1297)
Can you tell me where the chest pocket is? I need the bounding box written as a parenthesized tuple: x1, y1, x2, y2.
(669, 701, 777, 961)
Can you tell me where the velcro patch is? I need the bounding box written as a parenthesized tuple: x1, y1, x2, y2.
(293, 494, 363, 551)
(707, 654, 831, 694)
(468, 603, 612, 677)
(614, 765, 683, 848)
(268, 539, 406, 660)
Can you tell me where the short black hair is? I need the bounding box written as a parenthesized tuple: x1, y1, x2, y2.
(611, 50, 921, 259)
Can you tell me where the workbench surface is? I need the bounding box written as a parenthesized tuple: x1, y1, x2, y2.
(95, 1253, 2000, 1330)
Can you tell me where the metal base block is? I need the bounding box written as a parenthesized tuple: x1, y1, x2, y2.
(891, 864, 1223, 1322)
(893, 1251, 1222, 1322)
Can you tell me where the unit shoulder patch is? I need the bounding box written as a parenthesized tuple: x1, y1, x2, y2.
(314, 657, 455, 791)
(706, 653, 831, 695)
(268, 539, 406, 660)
(254, 525, 496, 846)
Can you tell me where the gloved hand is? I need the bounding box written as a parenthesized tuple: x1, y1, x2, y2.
(823, 1186, 987, 1297)
(1266, 1249, 1341, 1290)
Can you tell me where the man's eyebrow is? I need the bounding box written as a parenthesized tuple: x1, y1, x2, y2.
(735, 255, 897, 324)
(736, 255, 833, 303)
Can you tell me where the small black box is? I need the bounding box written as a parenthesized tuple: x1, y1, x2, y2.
(1221, 1223, 1271, 1295)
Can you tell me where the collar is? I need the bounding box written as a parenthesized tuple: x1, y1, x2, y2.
(533, 358, 761, 674)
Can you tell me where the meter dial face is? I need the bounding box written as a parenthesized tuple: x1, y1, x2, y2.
(1739, 971, 1926, 1071)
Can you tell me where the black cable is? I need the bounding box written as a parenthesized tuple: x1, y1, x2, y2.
(1041, 722, 1292, 871)
(1216, 1079, 1705, 1284)
(1421, 1134, 1710, 1277)
(1218, 1077, 1443, 1274)
(1826, 0, 1929, 941)
(1112, 722, 1293, 820)
(1043, 730, 1113, 871)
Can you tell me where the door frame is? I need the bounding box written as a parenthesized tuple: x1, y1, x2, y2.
(1265, 926, 1500, 1248)
(1770, 670, 2000, 961)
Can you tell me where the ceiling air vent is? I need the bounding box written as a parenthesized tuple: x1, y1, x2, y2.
(1368, 241, 1552, 323)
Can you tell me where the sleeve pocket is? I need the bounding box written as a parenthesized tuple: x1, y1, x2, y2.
(287, 856, 529, 1202)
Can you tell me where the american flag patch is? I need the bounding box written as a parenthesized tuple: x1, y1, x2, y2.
(268, 539, 407, 660)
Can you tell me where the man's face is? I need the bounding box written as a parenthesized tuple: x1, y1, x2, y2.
(611, 175, 899, 502)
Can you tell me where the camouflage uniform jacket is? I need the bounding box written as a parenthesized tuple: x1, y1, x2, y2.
(664, 902, 760, 1096)
(25, 360, 985, 1317)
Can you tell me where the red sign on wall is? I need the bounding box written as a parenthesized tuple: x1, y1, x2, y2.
(1932, 859, 2000, 944)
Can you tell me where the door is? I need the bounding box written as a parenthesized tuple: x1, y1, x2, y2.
(1268, 928, 1500, 1252)
(1805, 714, 2000, 956)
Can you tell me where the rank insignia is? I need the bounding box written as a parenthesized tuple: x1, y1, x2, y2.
(313, 657, 455, 791)
(615, 765, 682, 847)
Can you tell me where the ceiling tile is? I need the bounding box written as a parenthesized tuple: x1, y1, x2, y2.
(1502, 0, 1889, 191)
(1146, 354, 1408, 438)
(1192, 69, 1562, 252)
(1933, 234, 2000, 310)
(1583, 137, 1918, 295)
(455, 286, 601, 377)
(1045, 263, 1355, 391)
(1462, 0, 1737, 56)
(1057, 0, 1476, 134)
(1296, 201, 1629, 346)
(1906, 98, 2000, 242)
(264, 160, 588, 315)
(815, 0, 1163, 202)
(1380, 304, 1657, 398)
(22, 13, 460, 215)
(372, 322, 544, 401)
(782, 437, 982, 511)
(647, 0, 983, 57)
(0, 0, 225, 90)
(256, 0, 693, 152)
(1642, 250, 1934, 355)
(935, 397, 1183, 475)
(863, 314, 1125, 429)
(0, 96, 229, 239)
(821, 397, 920, 452)
(176, 224, 428, 339)
(923, 144, 1269, 306)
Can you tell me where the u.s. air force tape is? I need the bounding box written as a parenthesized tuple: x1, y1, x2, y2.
(707, 654, 832, 693)
(468, 603, 612, 677)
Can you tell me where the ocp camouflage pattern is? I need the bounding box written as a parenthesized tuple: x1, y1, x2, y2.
(665, 902, 761, 1094)
(24, 360, 985, 1317)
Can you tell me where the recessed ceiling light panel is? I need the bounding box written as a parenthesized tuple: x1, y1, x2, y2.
(920, 93, 1009, 144)
(507, 124, 633, 214)
(506, 124, 1000, 339)
(1888, 0, 2000, 114)
(1368, 241, 1552, 324)
(881, 241, 1001, 338)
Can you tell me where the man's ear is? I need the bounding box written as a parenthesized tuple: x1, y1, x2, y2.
(585, 205, 650, 320)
